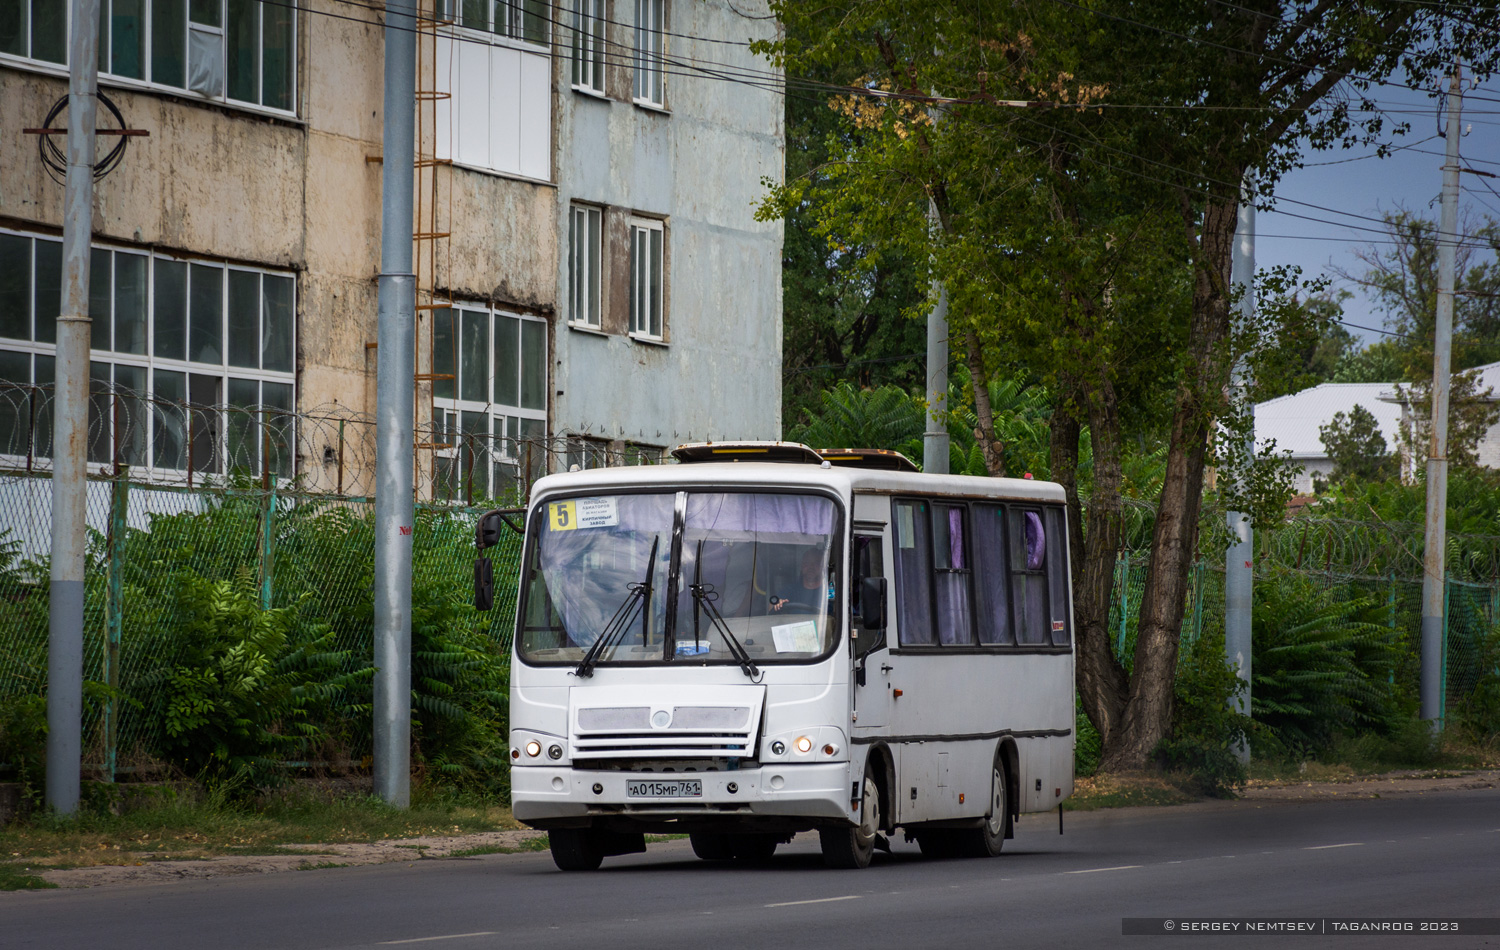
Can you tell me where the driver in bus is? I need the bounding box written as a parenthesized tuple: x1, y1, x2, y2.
(770, 548, 829, 613)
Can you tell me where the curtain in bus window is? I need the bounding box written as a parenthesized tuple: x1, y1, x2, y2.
(933, 505, 972, 645)
(1010, 508, 1048, 644)
(972, 504, 1011, 644)
(893, 499, 933, 645)
(1045, 507, 1071, 644)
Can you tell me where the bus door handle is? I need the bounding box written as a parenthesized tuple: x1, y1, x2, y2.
(880, 664, 893, 675)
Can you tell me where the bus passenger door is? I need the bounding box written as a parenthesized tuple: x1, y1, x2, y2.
(851, 531, 892, 730)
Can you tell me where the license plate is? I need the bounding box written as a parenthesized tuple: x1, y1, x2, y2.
(627, 779, 703, 798)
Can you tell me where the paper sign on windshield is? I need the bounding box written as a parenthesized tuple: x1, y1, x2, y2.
(548, 497, 619, 531)
(771, 621, 820, 654)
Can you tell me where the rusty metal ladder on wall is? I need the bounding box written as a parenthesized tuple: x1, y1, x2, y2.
(412, 0, 455, 494)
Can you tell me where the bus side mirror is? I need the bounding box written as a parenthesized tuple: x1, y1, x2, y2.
(476, 509, 507, 551)
(860, 576, 886, 632)
(475, 557, 494, 611)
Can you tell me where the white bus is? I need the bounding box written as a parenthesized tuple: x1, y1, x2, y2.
(475, 442, 1075, 871)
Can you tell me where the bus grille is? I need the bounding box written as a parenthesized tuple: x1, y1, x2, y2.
(572, 705, 754, 760)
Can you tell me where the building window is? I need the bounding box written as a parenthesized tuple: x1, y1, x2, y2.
(0, 229, 296, 478)
(632, 0, 663, 106)
(628, 218, 663, 339)
(569, 204, 602, 328)
(431, 304, 547, 501)
(569, 0, 603, 91)
(435, 2, 551, 180)
(0, 0, 295, 111)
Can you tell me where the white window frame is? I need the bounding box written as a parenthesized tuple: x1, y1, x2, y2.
(0, 0, 298, 115)
(569, 0, 604, 92)
(628, 217, 664, 341)
(445, 0, 550, 48)
(632, 0, 664, 107)
(568, 204, 603, 329)
(0, 227, 297, 482)
(430, 303, 548, 502)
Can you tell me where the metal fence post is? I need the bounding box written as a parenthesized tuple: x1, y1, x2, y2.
(261, 474, 276, 610)
(103, 468, 129, 782)
(1441, 575, 1450, 729)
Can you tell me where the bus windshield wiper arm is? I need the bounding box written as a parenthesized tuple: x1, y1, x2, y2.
(574, 535, 659, 679)
(689, 544, 760, 681)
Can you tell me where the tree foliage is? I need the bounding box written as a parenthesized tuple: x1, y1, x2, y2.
(1318, 404, 1397, 487)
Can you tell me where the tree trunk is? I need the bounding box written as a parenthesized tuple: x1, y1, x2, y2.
(966, 328, 1005, 476)
(1075, 377, 1130, 751)
(1099, 195, 1239, 772)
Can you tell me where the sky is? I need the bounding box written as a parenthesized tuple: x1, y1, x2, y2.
(1257, 74, 1500, 347)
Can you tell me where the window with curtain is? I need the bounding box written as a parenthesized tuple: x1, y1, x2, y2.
(892, 499, 933, 645)
(971, 503, 1012, 644)
(2, 0, 295, 110)
(932, 504, 973, 645)
(1009, 508, 1050, 645)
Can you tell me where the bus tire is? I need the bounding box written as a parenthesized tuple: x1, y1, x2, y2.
(689, 832, 735, 861)
(548, 828, 604, 871)
(819, 771, 880, 869)
(953, 760, 1008, 858)
(730, 833, 779, 863)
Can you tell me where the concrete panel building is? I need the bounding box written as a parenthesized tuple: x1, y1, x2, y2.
(0, 0, 783, 498)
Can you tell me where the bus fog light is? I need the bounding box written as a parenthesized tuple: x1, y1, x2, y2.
(547, 744, 563, 760)
(770, 740, 786, 756)
(592, 783, 604, 795)
(551, 777, 566, 791)
(794, 736, 813, 754)
(727, 782, 739, 794)
(525, 740, 541, 757)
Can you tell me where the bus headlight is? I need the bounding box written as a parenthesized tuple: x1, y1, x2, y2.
(794, 736, 813, 754)
(525, 740, 542, 757)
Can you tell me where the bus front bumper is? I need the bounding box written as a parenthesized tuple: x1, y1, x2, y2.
(511, 763, 854, 824)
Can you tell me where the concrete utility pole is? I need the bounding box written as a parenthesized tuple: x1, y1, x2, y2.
(373, 1, 417, 807)
(1420, 66, 1463, 729)
(46, 0, 102, 816)
(1225, 180, 1255, 764)
(924, 198, 949, 474)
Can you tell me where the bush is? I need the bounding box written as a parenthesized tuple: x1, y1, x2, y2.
(1156, 630, 1250, 797)
(1251, 572, 1404, 752)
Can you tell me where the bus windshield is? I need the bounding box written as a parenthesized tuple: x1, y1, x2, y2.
(518, 491, 840, 666)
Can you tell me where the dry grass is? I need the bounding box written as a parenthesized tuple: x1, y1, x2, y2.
(1064, 772, 1197, 811)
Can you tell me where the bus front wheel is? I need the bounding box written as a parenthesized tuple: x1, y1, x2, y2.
(819, 771, 881, 869)
(548, 828, 604, 871)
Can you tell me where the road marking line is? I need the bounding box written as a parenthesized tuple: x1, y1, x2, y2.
(766, 895, 862, 908)
(1065, 865, 1143, 874)
(1304, 843, 1363, 850)
(381, 934, 498, 945)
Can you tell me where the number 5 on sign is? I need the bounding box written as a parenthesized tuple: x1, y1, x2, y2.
(549, 501, 577, 531)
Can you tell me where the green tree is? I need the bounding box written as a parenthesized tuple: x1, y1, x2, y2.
(1318, 404, 1397, 486)
(758, 1, 1500, 772)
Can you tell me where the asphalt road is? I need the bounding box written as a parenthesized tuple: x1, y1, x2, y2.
(5, 789, 1500, 950)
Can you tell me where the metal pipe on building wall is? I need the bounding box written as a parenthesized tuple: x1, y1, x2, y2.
(1421, 67, 1463, 728)
(46, 0, 102, 815)
(373, 3, 417, 808)
(1225, 183, 1255, 764)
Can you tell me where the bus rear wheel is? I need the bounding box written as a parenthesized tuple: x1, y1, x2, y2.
(952, 761, 1008, 858)
(548, 828, 604, 871)
(819, 772, 881, 869)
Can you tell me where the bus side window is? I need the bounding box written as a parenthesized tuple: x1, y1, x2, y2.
(972, 503, 1012, 645)
(1009, 508, 1049, 645)
(1045, 507, 1071, 645)
(932, 504, 974, 645)
(892, 499, 934, 645)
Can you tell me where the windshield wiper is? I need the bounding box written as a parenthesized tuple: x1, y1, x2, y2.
(574, 535, 659, 679)
(688, 539, 761, 681)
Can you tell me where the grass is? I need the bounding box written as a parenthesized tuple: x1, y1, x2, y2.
(1063, 773, 1197, 811)
(450, 838, 549, 857)
(0, 785, 524, 878)
(0, 863, 57, 890)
